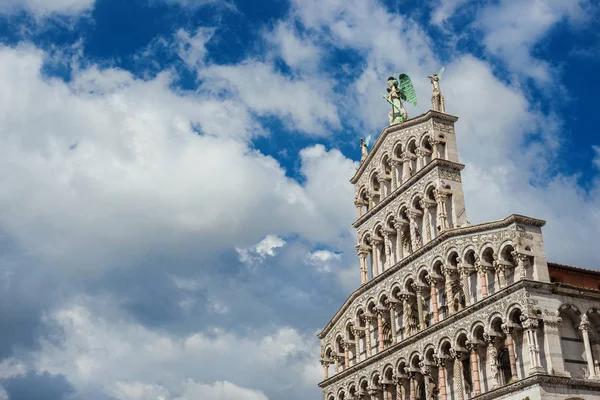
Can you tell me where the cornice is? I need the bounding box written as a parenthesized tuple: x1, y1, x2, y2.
(350, 110, 459, 184)
(352, 159, 464, 228)
(318, 280, 539, 387)
(472, 374, 600, 400)
(317, 214, 546, 340)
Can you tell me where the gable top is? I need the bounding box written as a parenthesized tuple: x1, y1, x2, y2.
(350, 110, 458, 184)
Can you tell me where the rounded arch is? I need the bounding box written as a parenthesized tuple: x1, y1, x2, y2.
(392, 141, 403, 159)
(559, 303, 582, 317)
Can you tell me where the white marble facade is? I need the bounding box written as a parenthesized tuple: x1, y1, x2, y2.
(318, 111, 600, 400)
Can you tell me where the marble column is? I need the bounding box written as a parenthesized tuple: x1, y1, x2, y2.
(388, 302, 398, 344)
(383, 233, 392, 271)
(413, 284, 426, 331)
(435, 356, 448, 400)
(408, 211, 422, 250)
(484, 333, 500, 389)
(343, 342, 350, 369)
(420, 200, 432, 243)
(495, 262, 507, 289)
(502, 324, 519, 380)
(371, 239, 380, 277)
(467, 342, 481, 396)
(434, 190, 448, 232)
(408, 372, 416, 400)
(393, 374, 407, 400)
(394, 221, 406, 260)
(459, 263, 471, 306)
(358, 249, 369, 284)
(401, 294, 411, 338)
(428, 276, 439, 324)
(450, 349, 464, 400)
(391, 160, 399, 190)
(476, 261, 488, 298)
(365, 317, 373, 358)
(377, 312, 385, 353)
(512, 251, 528, 280)
(402, 156, 411, 182)
(320, 360, 330, 380)
(442, 265, 454, 316)
(579, 315, 597, 379)
(429, 137, 439, 159)
(522, 317, 544, 374)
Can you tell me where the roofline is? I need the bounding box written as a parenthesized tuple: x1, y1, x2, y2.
(548, 262, 600, 277)
(350, 110, 459, 184)
(352, 158, 464, 228)
(317, 213, 546, 339)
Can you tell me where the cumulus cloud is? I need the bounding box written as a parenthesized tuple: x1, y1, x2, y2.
(35, 301, 317, 399)
(236, 234, 286, 266)
(306, 250, 341, 273)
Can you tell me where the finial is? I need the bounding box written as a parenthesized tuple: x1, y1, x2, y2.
(428, 67, 446, 113)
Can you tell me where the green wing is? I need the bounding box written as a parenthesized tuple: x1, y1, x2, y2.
(437, 66, 445, 80)
(398, 74, 417, 106)
(365, 135, 372, 147)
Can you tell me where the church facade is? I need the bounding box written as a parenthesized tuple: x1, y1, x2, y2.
(317, 80, 600, 400)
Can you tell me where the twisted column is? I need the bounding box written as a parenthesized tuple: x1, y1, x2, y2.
(393, 374, 408, 400)
(388, 301, 398, 344)
(413, 283, 426, 331)
(390, 159, 399, 190)
(400, 294, 412, 338)
(450, 348, 464, 400)
(394, 220, 407, 260)
(420, 200, 432, 243)
(364, 316, 373, 358)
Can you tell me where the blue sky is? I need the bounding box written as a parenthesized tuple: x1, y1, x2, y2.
(0, 0, 598, 399)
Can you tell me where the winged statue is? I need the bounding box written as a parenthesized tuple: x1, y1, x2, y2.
(360, 134, 372, 161)
(428, 67, 445, 113)
(382, 74, 417, 125)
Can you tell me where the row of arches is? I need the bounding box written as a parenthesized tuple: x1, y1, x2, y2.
(325, 240, 535, 377)
(357, 183, 456, 283)
(324, 303, 600, 400)
(355, 132, 449, 218)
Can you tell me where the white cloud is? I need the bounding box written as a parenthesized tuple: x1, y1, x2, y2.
(476, 0, 589, 82)
(199, 61, 340, 135)
(265, 22, 322, 72)
(34, 300, 317, 399)
(175, 28, 215, 68)
(236, 234, 286, 266)
(0, 44, 355, 276)
(177, 380, 268, 400)
(306, 250, 341, 273)
(0, 0, 95, 16)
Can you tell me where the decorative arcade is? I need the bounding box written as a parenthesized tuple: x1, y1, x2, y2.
(317, 70, 600, 400)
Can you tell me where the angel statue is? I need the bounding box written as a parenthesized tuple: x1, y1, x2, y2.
(360, 135, 371, 162)
(382, 74, 417, 125)
(428, 67, 445, 113)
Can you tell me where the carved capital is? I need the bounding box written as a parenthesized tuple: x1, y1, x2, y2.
(579, 314, 590, 331)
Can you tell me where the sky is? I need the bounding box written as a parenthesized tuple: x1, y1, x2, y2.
(0, 0, 598, 399)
